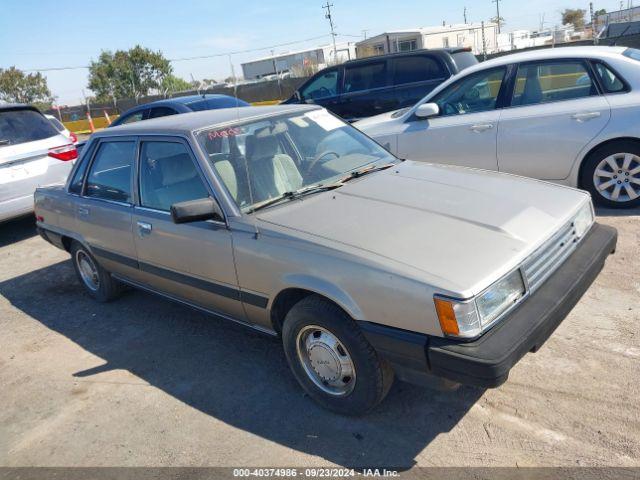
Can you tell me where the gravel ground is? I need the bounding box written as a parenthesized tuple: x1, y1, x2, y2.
(0, 210, 638, 469)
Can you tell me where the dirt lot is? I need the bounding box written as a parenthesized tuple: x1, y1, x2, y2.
(0, 210, 638, 469)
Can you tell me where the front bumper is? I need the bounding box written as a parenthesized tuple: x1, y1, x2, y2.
(359, 222, 617, 388)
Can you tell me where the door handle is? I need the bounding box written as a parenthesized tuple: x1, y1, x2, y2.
(470, 123, 494, 133)
(571, 112, 601, 122)
(77, 207, 89, 216)
(137, 221, 152, 237)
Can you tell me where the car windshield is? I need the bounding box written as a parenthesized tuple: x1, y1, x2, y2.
(196, 109, 396, 212)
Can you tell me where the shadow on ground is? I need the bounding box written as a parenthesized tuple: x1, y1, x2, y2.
(0, 216, 37, 248)
(595, 206, 640, 218)
(0, 260, 484, 469)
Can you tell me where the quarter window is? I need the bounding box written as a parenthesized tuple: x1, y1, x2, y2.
(300, 70, 338, 101)
(69, 153, 90, 194)
(344, 62, 386, 93)
(138, 141, 209, 211)
(593, 62, 626, 93)
(85, 141, 136, 203)
(512, 61, 596, 106)
(431, 67, 506, 116)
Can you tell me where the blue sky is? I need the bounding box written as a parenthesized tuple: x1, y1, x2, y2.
(0, 0, 625, 104)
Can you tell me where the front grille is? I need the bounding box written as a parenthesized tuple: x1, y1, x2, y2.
(522, 221, 579, 293)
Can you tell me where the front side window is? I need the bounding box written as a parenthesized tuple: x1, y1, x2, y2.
(139, 141, 209, 211)
(121, 111, 144, 124)
(512, 61, 596, 106)
(148, 107, 178, 119)
(300, 70, 338, 101)
(593, 62, 626, 93)
(344, 62, 386, 93)
(431, 67, 506, 116)
(196, 109, 396, 212)
(85, 141, 136, 203)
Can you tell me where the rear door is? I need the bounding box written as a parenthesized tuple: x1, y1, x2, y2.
(132, 137, 245, 321)
(497, 59, 610, 180)
(339, 60, 391, 120)
(390, 54, 449, 110)
(74, 138, 138, 277)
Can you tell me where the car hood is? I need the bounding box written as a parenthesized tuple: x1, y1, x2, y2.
(353, 109, 402, 135)
(256, 161, 590, 296)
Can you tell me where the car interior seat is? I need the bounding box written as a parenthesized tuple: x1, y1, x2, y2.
(520, 67, 543, 106)
(245, 130, 302, 204)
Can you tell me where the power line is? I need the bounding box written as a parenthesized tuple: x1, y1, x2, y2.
(21, 34, 334, 72)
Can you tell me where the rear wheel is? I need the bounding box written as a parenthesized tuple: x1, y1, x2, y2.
(581, 141, 640, 208)
(70, 242, 123, 302)
(282, 295, 394, 415)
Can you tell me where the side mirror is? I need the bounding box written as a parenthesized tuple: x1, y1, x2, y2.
(171, 198, 224, 224)
(414, 103, 440, 119)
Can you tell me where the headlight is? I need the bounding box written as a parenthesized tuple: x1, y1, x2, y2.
(574, 201, 594, 238)
(434, 270, 525, 339)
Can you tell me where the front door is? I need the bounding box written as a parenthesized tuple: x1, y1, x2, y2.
(396, 66, 508, 170)
(497, 59, 611, 180)
(132, 137, 245, 321)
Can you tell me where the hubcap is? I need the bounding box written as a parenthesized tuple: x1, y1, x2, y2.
(76, 250, 100, 291)
(593, 153, 640, 203)
(296, 325, 356, 396)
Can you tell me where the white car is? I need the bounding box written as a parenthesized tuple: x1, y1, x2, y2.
(45, 114, 78, 144)
(1, 105, 77, 222)
(355, 46, 640, 208)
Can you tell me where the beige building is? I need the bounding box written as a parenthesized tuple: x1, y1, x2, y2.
(356, 23, 499, 58)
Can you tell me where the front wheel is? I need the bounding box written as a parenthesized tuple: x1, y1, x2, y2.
(282, 295, 394, 415)
(581, 142, 640, 208)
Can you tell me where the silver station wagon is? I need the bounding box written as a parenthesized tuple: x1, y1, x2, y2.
(35, 105, 617, 415)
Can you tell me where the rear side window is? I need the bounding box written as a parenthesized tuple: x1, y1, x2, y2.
(48, 116, 66, 132)
(139, 141, 209, 211)
(120, 111, 145, 124)
(85, 141, 136, 203)
(392, 56, 446, 85)
(344, 62, 387, 93)
(0, 109, 59, 146)
(511, 61, 596, 106)
(593, 62, 627, 93)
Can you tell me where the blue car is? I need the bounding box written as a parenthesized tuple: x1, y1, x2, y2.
(111, 94, 250, 127)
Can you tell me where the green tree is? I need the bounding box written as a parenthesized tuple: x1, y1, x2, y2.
(561, 8, 587, 30)
(161, 74, 192, 94)
(594, 9, 607, 16)
(88, 45, 172, 102)
(0, 67, 54, 109)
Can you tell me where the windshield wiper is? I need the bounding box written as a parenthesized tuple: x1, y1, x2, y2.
(246, 183, 338, 213)
(334, 162, 396, 185)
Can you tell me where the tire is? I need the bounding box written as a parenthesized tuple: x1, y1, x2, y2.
(282, 295, 394, 415)
(70, 241, 123, 302)
(580, 141, 640, 209)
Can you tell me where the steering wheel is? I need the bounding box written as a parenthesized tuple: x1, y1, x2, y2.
(306, 150, 339, 175)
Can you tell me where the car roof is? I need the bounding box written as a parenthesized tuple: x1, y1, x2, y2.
(462, 46, 628, 74)
(99, 104, 319, 136)
(0, 103, 40, 112)
(340, 47, 471, 67)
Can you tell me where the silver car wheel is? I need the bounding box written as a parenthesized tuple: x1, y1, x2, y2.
(76, 250, 100, 292)
(296, 325, 356, 396)
(593, 153, 640, 202)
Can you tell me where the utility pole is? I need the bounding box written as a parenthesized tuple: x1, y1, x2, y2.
(323, 2, 338, 63)
(590, 2, 598, 45)
(362, 29, 368, 40)
(492, 0, 502, 33)
(464, 6, 468, 24)
(481, 21, 487, 60)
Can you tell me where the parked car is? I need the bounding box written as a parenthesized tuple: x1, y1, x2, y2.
(110, 94, 250, 127)
(282, 48, 478, 121)
(1, 104, 77, 223)
(356, 46, 640, 208)
(45, 114, 78, 144)
(35, 105, 616, 415)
